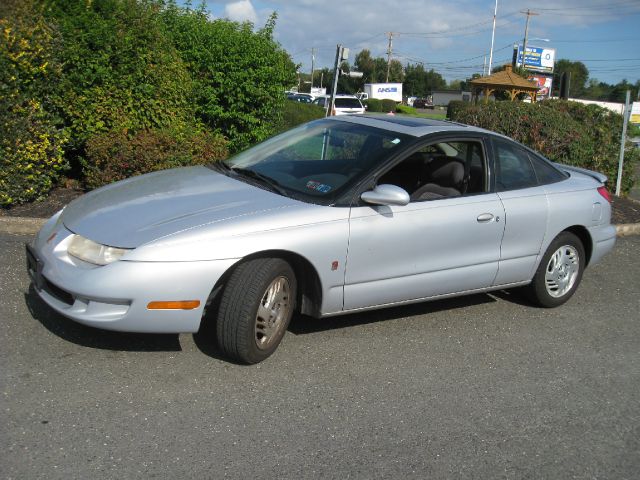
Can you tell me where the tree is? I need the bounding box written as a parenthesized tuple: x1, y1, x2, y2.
(553, 59, 589, 98)
(448, 80, 463, 91)
(404, 64, 446, 96)
(354, 49, 376, 82)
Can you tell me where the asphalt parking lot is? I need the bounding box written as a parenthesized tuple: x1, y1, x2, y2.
(2, 232, 639, 479)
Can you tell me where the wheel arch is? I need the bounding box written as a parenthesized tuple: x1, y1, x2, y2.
(204, 249, 323, 322)
(563, 225, 593, 266)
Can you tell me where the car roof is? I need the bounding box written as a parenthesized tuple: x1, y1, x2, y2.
(328, 114, 490, 137)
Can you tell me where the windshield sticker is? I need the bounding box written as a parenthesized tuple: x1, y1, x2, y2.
(391, 138, 401, 144)
(306, 181, 332, 193)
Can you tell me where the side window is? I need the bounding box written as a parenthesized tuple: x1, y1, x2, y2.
(378, 140, 487, 202)
(529, 153, 567, 185)
(494, 139, 538, 191)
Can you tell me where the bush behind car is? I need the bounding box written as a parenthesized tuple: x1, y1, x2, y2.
(448, 100, 638, 195)
(84, 128, 228, 189)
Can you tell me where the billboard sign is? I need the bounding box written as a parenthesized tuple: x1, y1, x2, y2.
(529, 74, 553, 100)
(516, 45, 556, 74)
(630, 102, 640, 124)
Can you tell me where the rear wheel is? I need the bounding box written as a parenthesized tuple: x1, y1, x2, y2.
(526, 232, 585, 308)
(216, 258, 296, 364)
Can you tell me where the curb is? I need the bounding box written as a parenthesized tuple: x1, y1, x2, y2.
(0, 217, 47, 235)
(2, 215, 640, 237)
(616, 223, 640, 237)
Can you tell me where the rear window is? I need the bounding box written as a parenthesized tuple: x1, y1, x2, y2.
(335, 98, 362, 109)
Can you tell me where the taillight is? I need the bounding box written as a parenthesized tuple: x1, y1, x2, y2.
(597, 186, 612, 203)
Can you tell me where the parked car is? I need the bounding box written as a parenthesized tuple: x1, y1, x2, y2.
(413, 97, 433, 109)
(27, 115, 616, 364)
(313, 95, 365, 115)
(289, 94, 314, 103)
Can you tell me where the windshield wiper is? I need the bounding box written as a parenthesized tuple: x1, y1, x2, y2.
(208, 161, 234, 176)
(231, 167, 289, 196)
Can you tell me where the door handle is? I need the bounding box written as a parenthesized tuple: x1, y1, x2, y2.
(477, 213, 494, 223)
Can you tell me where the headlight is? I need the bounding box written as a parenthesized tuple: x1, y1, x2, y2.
(67, 234, 130, 265)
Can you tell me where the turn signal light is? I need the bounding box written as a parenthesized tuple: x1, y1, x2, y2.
(147, 300, 201, 310)
(597, 186, 612, 203)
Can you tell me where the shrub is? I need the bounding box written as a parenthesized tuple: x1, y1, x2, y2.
(381, 99, 397, 113)
(365, 99, 383, 112)
(160, 9, 297, 152)
(276, 101, 325, 133)
(0, 0, 68, 206)
(446, 100, 466, 120)
(448, 100, 638, 194)
(83, 128, 228, 189)
(47, 0, 197, 151)
(396, 105, 416, 115)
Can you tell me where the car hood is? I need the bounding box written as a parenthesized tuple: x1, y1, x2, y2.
(61, 166, 297, 248)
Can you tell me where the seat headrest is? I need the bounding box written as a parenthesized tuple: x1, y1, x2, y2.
(427, 158, 464, 188)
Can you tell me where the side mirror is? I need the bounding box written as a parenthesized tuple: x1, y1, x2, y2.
(361, 184, 410, 206)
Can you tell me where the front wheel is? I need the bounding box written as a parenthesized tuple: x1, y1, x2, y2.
(525, 231, 585, 308)
(216, 258, 297, 364)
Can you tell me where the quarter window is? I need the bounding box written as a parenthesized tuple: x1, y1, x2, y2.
(494, 139, 538, 191)
(529, 153, 568, 184)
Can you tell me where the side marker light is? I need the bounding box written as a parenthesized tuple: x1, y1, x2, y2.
(147, 300, 201, 310)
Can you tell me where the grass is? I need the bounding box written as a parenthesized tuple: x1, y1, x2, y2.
(412, 111, 447, 120)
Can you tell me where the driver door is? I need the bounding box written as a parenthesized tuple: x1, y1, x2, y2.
(343, 138, 505, 311)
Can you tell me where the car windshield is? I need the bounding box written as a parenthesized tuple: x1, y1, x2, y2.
(219, 119, 411, 204)
(335, 98, 362, 109)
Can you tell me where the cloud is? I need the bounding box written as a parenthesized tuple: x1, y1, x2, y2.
(224, 0, 258, 23)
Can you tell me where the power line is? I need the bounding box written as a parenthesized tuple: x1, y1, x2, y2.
(535, 0, 640, 11)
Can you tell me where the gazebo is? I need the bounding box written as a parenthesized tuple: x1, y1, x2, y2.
(470, 65, 539, 103)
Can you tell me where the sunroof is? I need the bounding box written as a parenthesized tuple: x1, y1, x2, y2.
(364, 114, 464, 128)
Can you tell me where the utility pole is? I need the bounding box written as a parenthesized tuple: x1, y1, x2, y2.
(488, 0, 498, 74)
(385, 32, 393, 82)
(327, 44, 348, 117)
(310, 48, 316, 89)
(483, 56, 487, 76)
(521, 9, 539, 70)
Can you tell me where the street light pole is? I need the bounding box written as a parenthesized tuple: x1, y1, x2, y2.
(310, 47, 315, 89)
(615, 90, 632, 196)
(488, 0, 498, 74)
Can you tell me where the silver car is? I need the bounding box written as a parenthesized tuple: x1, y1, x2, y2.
(27, 115, 616, 363)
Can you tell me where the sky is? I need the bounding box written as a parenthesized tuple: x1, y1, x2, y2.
(185, 0, 640, 86)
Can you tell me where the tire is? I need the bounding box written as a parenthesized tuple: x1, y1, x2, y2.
(526, 231, 585, 308)
(216, 258, 296, 364)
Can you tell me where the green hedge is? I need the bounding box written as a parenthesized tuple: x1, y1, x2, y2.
(83, 128, 228, 190)
(365, 99, 383, 112)
(448, 100, 638, 194)
(381, 99, 397, 112)
(396, 105, 417, 115)
(446, 100, 467, 120)
(0, 0, 68, 206)
(276, 101, 325, 133)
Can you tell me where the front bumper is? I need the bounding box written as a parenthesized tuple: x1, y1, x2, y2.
(27, 217, 238, 333)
